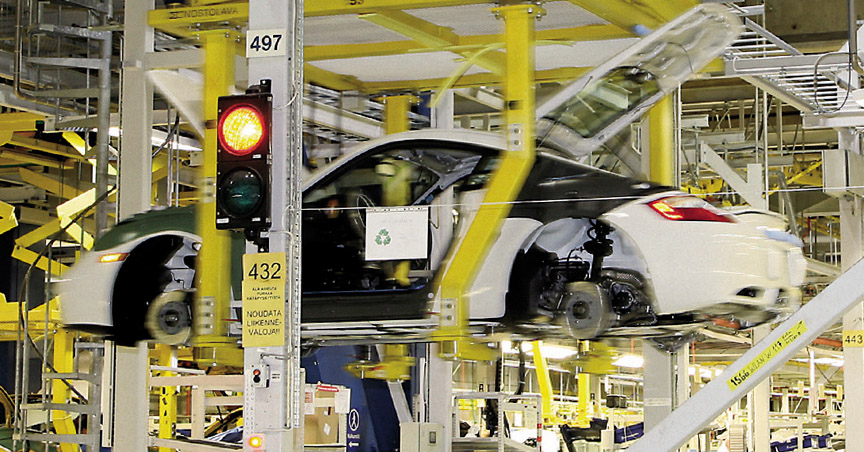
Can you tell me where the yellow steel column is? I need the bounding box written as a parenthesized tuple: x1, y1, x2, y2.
(577, 373, 590, 427)
(379, 94, 420, 285)
(435, 3, 540, 360)
(648, 95, 675, 186)
(156, 344, 177, 452)
(531, 341, 554, 425)
(380, 94, 418, 134)
(194, 31, 237, 361)
(51, 329, 79, 452)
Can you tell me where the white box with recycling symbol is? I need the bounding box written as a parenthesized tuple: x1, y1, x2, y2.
(364, 206, 429, 261)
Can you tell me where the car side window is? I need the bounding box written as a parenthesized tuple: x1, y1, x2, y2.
(303, 151, 438, 209)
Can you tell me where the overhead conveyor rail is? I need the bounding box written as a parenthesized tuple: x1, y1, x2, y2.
(628, 257, 864, 452)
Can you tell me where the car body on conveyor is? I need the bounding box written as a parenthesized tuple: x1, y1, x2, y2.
(57, 4, 803, 345)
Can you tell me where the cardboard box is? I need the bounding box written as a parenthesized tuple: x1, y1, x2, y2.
(304, 384, 348, 445)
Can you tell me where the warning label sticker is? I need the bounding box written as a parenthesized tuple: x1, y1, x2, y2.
(727, 320, 807, 391)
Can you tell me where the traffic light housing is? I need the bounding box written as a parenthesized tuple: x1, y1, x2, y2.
(215, 83, 272, 230)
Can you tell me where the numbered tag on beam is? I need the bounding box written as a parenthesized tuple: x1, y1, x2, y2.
(246, 29, 286, 58)
(843, 330, 864, 347)
(242, 252, 286, 347)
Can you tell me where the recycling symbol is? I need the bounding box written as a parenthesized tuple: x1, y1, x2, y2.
(375, 229, 391, 246)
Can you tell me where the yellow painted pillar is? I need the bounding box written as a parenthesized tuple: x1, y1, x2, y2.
(648, 95, 675, 186)
(156, 344, 178, 452)
(194, 31, 237, 357)
(577, 373, 591, 427)
(51, 329, 80, 452)
(379, 95, 417, 134)
(435, 3, 541, 361)
(379, 95, 420, 286)
(531, 341, 554, 425)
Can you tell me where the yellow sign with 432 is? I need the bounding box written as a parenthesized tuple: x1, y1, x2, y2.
(242, 252, 286, 347)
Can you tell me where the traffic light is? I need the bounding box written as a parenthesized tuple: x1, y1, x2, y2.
(215, 81, 272, 230)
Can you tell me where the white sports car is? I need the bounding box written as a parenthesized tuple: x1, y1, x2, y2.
(58, 4, 802, 344)
(57, 128, 806, 344)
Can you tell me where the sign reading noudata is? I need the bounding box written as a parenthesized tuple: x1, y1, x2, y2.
(242, 252, 286, 347)
(365, 207, 429, 261)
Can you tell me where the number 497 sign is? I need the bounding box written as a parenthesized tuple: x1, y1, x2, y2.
(246, 29, 286, 58)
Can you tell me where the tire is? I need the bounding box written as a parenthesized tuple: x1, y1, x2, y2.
(561, 281, 614, 339)
(145, 291, 192, 345)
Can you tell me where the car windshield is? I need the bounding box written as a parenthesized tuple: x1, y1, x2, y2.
(540, 66, 659, 139)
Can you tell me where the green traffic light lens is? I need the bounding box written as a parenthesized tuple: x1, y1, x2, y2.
(219, 168, 263, 217)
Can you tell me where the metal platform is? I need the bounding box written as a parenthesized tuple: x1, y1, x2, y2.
(452, 437, 537, 452)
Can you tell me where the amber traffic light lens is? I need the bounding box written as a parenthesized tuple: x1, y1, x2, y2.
(218, 106, 265, 155)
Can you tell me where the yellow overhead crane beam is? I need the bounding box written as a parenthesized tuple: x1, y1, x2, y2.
(434, 3, 539, 361)
(306, 23, 630, 61)
(565, 0, 698, 34)
(363, 67, 590, 94)
(360, 10, 508, 74)
(306, 0, 488, 17)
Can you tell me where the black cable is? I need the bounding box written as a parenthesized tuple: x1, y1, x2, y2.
(515, 342, 526, 396)
(152, 113, 181, 158)
(16, 186, 117, 407)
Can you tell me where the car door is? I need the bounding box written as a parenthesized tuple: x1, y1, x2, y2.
(300, 141, 488, 322)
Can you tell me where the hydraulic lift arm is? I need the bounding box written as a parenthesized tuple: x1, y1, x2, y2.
(628, 257, 864, 452)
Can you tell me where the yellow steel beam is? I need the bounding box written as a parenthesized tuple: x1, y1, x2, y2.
(148, 3, 248, 38)
(0, 200, 17, 236)
(19, 168, 87, 199)
(8, 135, 87, 162)
(306, 24, 629, 62)
(16, 220, 61, 249)
(193, 31, 237, 359)
(1, 149, 73, 169)
(306, 0, 488, 17)
(156, 344, 178, 452)
(17, 207, 91, 233)
(0, 297, 63, 342)
(531, 341, 554, 424)
(56, 188, 103, 249)
(52, 329, 81, 452)
(360, 11, 506, 74)
(304, 64, 366, 91)
(11, 245, 68, 276)
(648, 95, 675, 186)
(360, 66, 589, 93)
(0, 113, 43, 140)
(61, 132, 88, 156)
(566, 0, 668, 34)
(787, 160, 823, 186)
(307, 41, 422, 61)
(644, 0, 699, 21)
(434, 4, 539, 361)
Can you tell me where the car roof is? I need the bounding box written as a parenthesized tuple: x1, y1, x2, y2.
(302, 129, 505, 189)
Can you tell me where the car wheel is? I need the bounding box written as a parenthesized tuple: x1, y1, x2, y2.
(145, 291, 192, 345)
(561, 281, 613, 339)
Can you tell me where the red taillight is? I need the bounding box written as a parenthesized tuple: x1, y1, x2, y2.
(647, 196, 735, 223)
(217, 105, 265, 156)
